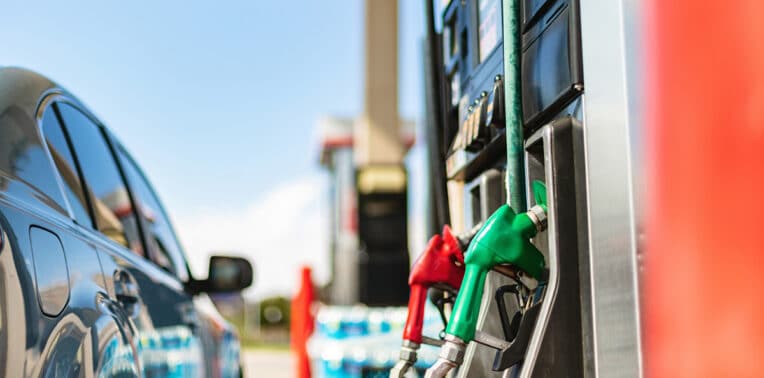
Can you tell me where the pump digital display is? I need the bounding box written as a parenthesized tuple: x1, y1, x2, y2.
(478, 0, 502, 62)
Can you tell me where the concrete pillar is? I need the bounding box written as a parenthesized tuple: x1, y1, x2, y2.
(354, 0, 404, 166)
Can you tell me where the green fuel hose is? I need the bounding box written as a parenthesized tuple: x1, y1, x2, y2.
(503, 0, 526, 212)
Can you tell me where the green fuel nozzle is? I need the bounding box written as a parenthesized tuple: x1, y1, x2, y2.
(425, 181, 548, 378)
(446, 203, 545, 341)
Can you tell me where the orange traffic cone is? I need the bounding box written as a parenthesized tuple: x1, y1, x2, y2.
(291, 266, 315, 378)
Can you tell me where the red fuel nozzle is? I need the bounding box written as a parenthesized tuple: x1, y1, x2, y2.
(403, 225, 465, 343)
(392, 226, 466, 378)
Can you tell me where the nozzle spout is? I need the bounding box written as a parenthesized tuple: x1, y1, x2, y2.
(423, 358, 457, 378)
(390, 340, 419, 378)
(423, 336, 466, 378)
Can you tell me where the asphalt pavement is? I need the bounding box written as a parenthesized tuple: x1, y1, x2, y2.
(242, 349, 294, 378)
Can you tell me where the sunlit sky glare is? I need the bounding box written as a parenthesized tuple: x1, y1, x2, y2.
(2, 1, 427, 298)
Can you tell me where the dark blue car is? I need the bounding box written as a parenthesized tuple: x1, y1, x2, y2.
(0, 67, 252, 377)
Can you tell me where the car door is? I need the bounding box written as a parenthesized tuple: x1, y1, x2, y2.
(114, 140, 250, 378)
(0, 94, 140, 377)
(112, 136, 217, 377)
(37, 101, 140, 376)
(54, 101, 203, 377)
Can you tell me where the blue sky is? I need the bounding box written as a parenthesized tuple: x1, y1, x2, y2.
(2, 1, 426, 297)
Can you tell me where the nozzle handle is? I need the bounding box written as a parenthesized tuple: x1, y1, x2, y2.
(445, 264, 488, 342)
(403, 284, 428, 343)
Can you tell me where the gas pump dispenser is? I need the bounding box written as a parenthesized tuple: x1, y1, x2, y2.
(415, 0, 601, 375)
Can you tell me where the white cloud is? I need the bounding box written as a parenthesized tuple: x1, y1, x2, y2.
(406, 143, 428, 257)
(173, 145, 431, 302)
(175, 174, 331, 300)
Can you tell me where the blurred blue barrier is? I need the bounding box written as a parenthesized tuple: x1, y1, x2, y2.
(308, 305, 442, 378)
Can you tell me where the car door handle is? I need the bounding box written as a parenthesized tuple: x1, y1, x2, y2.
(114, 270, 140, 314)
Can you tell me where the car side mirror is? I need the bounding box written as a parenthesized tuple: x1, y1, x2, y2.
(188, 255, 254, 294)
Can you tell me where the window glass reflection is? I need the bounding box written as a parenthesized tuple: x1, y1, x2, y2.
(41, 105, 92, 226)
(57, 103, 143, 255)
(118, 147, 188, 280)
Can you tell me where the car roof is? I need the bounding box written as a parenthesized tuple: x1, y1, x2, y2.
(0, 67, 62, 120)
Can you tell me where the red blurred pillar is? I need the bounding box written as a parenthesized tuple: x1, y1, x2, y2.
(645, 1, 764, 377)
(291, 266, 315, 378)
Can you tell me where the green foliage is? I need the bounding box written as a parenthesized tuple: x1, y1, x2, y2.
(259, 296, 291, 328)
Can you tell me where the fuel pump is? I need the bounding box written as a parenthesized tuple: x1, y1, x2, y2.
(423, 0, 530, 371)
(424, 184, 548, 378)
(417, 0, 640, 373)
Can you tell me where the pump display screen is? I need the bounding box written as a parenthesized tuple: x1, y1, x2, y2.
(478, 0, 502, 62)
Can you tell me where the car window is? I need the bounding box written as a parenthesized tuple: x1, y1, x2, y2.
(41, 105, 93, 226)
(117, 146, 189, 281)
(56, 103, 144, 255)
